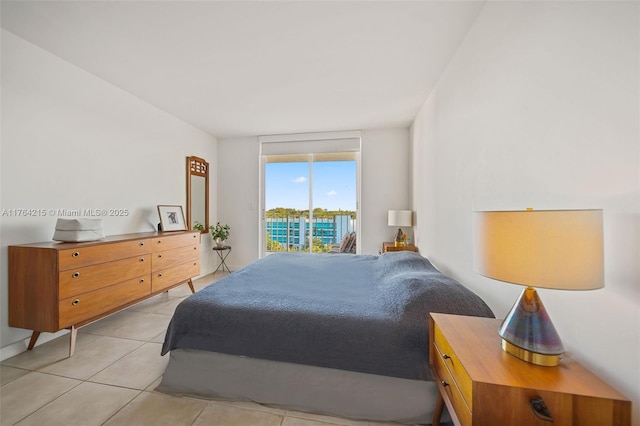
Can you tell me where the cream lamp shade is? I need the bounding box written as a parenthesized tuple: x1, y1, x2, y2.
(388, 210, 412, 227)
(473, 209, 604, 290)
(472, 209, 604, 366)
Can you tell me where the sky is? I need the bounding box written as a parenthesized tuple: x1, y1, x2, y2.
(265, 160, 356, 211)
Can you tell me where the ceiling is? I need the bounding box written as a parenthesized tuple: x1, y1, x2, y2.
(1, 1, 485, 138)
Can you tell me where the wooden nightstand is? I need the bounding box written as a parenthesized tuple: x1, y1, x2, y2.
(381, 242, 417, 253)
(429, 313, 631, 426)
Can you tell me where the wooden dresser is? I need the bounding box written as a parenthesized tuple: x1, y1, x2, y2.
(429, 313, 631, 426)
(9, 231, 200, 356)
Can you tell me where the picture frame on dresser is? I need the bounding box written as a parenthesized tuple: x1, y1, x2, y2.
(157, 205, 187, 231)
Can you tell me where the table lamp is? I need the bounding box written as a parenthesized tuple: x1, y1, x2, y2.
(388, 210, 412, 246)
(473, 209, 603, 366)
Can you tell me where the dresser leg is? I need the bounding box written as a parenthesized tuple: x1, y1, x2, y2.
(68, 326, 78, 357)
(432, 393, 444, 426)
(187, 278, 195, 294)
(27, 331, 41, 350)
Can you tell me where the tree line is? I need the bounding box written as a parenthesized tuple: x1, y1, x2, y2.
(266, 207, 356, 219)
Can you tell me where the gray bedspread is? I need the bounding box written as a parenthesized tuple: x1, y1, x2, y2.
(161, 251, 494, 380)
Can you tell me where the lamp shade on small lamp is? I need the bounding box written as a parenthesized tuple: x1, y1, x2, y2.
(473, 209, 603, 366)
(388, 210, 413, 227)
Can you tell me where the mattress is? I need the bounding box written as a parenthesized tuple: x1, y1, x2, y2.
(158, 348, 450, 424)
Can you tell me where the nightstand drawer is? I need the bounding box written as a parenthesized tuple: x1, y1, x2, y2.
(433, 345, 472, 426)
(433, 322, 473, 408)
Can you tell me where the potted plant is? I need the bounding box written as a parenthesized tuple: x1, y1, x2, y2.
(210, 222, 230, 247)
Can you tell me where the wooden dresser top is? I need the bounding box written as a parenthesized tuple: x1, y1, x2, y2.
(10, 230, 199, 250)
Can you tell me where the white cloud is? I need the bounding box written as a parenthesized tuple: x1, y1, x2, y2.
(327, 190, 337, 196)
(292, 176, 307, 183)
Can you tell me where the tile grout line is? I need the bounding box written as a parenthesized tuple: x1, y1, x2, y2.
(2, 328, 166, 425)
(99, 389, 144, 426)
(83, 339, 151, 384)
(187, 400, 209, 426)
(3, 341, 155, 424)
(0, 366, 32, 388)
(7, 373, 84, 426)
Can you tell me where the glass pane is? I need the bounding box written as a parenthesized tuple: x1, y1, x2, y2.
(311, 158, 357, 253)
(190, 175, 206, 228)
(265, 160, 309, 253)
(264, 154, 357, 255)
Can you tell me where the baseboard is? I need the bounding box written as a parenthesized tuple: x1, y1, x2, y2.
(0, 329, 69, 362)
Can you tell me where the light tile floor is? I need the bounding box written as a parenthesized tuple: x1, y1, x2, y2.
(0, 273, 412, 426)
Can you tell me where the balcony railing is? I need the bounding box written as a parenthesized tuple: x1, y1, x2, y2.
(266, 215, 355, 253)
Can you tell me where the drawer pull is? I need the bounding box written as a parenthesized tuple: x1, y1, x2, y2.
(140, 279, 145, 283)
(72, 299, 80, 306)
(530, 398, 553, 423)
(72, 272, 80, 278)
(158, 273, 163, 278)
(157, 240, 162, 244)
(441, 380, 449, 387)
(158, 254, 163, 259)
(139, 242, 145, 247)
(139, 258, 145, 262)
(72, 252, 80, 258)
(442, 354, 451, 360)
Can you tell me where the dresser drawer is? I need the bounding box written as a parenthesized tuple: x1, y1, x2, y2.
(59, 239, 150, 271)
(150, 233, 200, 253)
(434, 323, 473, 409)
(433, 343, 472, 426)
(59, 275, 151, 327)
(152, 245, 199, 271)
(59, 255, 151, 300)
(152, 260, 199, 293)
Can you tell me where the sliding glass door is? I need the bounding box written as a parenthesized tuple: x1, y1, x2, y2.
(263, 153, 357, 255)
(310, 153, 357, 252)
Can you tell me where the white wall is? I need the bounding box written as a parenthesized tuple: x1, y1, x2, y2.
(217, 128, 410, 269)
(217, 136, 261, 269)
(411, 1, 640, 422)
(361, 128, 411, 254)
(0, 30, 218, 357)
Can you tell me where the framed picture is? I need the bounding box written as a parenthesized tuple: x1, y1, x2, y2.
(157, 205, 187, 231)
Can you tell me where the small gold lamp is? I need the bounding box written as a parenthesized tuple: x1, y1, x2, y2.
(388, 210, 412, 246)
(473, 209, 603, 366)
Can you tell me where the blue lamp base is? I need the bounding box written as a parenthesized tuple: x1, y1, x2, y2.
(499, 286, 564, 367)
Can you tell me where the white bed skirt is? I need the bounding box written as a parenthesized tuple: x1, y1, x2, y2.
(157, 349, 446, 425)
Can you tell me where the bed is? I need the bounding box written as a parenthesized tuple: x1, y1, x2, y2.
(158, 251, 494, 424)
